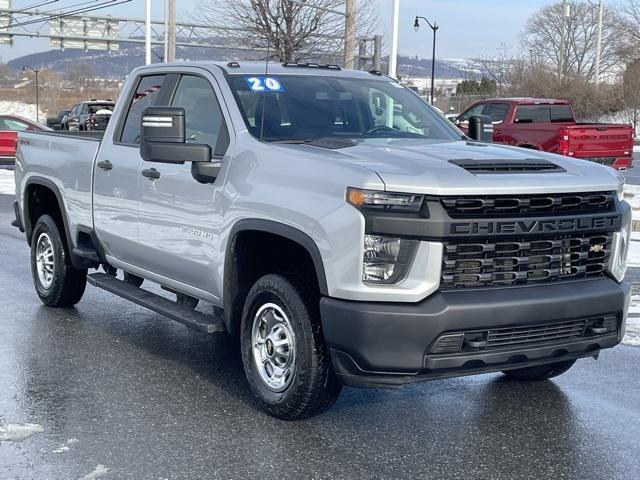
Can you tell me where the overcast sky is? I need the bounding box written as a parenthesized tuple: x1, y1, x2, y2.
(0, 0, 553, 62)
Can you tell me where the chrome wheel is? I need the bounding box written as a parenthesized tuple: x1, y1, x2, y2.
(251, 303, 296, 392)
(35, 232, 55, 289)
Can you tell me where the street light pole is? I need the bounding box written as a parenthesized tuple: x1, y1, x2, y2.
(414, 16, 438, 105)
(22, 65, 40, 123)
(389, 0, 400, 78)
(145, 0, 151, 65)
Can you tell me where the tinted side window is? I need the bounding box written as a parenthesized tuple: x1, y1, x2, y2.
(458, 103, 486, 122)
(486, 103, 508, 123)
(514, 105, 551, 124)
(550, 105, 573, 122)
(3, 119, 30, 131)
(170, 75, 229, 156)
(120, 75, 166, 144)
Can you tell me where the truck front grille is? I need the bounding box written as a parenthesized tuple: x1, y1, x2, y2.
(428, 314, 618, 355)
(441, 233, 612, 290)
(440, 191, 614, 217)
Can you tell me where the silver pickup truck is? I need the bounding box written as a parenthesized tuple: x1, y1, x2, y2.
(13, 61, 631, 419)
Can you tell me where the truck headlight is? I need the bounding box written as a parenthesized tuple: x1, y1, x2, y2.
(610, 223, 631, 282)
(616, 174, 625, 202)
(363, 235, 418, 284)
(347, 188, 424, 213)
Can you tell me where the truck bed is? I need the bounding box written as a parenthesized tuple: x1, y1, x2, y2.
(14, 130, 104, 247)
(562, 123, 633, 169)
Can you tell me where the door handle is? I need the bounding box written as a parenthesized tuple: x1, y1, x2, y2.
(141, 168, 161, 180)
(97, 160, 112, 171)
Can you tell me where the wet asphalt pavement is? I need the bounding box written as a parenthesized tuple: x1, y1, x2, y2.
(0, 194, 639, 479)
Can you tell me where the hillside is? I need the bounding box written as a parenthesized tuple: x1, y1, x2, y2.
(7, 44, 482, 80)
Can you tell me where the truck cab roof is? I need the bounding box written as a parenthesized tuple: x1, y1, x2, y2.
(133, 61, 389, 80)
(481, 98, 570, 105)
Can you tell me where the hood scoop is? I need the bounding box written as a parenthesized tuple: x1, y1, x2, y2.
(449, 158, 565, 174)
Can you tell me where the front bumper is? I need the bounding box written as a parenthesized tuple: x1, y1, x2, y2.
(320, 278, 630, 388)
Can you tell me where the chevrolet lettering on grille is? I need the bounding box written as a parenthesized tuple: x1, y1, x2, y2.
(450, 215, 619, 235)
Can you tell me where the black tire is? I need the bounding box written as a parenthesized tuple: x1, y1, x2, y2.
(30, 214, 87, 307)
(240, 273, 342, 420)
(502, 360, 576, 381)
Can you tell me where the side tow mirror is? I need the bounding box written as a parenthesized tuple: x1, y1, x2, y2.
(468, 114, 493, 142)
(140, 106, 219, 183)
(140, 106, 211, 164)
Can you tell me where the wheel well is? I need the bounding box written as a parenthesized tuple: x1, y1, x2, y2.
(25, 184, 65, 245)
(517, 144, 538, 150)
(225, 230, 321, 336)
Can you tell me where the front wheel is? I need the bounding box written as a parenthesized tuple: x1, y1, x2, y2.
(30, 215, 87, 307)
(240, 273, 342, 420)
(502, 360, 576, 381)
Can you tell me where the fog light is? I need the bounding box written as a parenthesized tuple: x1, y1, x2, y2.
(363, 235, 418, 284)
(610, 223, 631, 282)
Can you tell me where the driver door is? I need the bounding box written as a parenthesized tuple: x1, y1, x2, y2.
(135, 72, 231, 300)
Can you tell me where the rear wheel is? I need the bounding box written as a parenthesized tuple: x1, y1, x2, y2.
(240, 273, 342, 420)
(502, 360, 576, 381)
(30, 215, 87, 307)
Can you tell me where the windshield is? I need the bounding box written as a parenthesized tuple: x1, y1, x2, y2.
(228, 75, 460, 142)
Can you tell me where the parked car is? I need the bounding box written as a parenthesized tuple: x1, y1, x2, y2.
(456, 98, 634, 170)
(0, 115, 48, 166)
(64, 100, 115, 131)
(14, 62, 631, 419)
(46, 110, 71, 130)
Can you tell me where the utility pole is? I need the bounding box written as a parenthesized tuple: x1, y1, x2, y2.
(389, 0, 400, 78)
(22, 66, 40, 123)
(343, 0, 356, 69)
(164, 0, 176, 63)
(594, 0, 603, 90)
(145, 0, 151, 65)
(559, 0, 570, 83)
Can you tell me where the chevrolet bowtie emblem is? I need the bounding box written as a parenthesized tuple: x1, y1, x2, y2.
(590, 244, 604, 253)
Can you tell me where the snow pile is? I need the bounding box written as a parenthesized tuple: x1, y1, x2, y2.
(0, 169, 14, 195)
(0, 101, 45, 124)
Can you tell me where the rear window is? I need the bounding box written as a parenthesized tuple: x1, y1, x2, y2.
(88, 104, 114, 114)
(485, 103, 509, 123)
(514, 104, 573, 124)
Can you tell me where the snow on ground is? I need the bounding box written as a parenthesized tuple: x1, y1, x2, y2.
(0, 169, 14, 195)
(0, 422, 43, 442)
(0, 101, 45, 124)
(625, 294, 640, 346)
(78, 465, 109, 480)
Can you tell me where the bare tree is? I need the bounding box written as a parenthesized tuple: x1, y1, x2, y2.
(623, 60, 640, 134)
(64, 62, 95, 91)
(522, 1, 621, 82)
(617, 0, 640, 60)
(192, 0, 377, 63)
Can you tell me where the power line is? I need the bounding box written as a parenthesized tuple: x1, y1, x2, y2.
(10, 0, 60, 15)
(3, 0, 129, 31)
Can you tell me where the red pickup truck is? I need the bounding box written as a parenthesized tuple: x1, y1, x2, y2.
(456, 98, 634, 170)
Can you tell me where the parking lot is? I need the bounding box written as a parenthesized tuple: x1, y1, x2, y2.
(0, 173, 639, 479)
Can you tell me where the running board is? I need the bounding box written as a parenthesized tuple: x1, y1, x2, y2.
(87, 273, 225, 334)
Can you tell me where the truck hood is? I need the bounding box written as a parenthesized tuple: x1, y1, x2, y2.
(288, 139, 622, 195)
